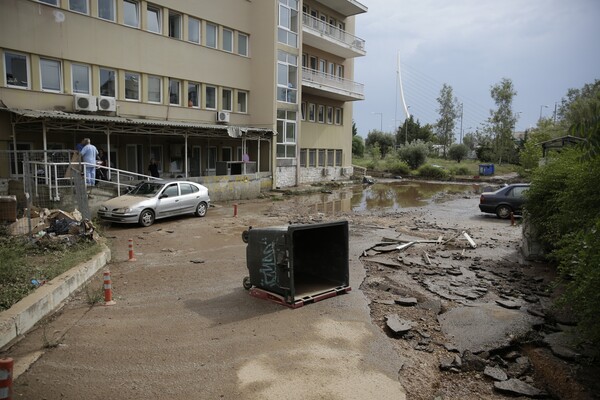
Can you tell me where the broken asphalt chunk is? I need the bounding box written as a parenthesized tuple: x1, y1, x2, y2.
(394, 297, 418, 306)
(494, 378, 546, 398)
(496, 299, 521, 309)
(385, 314, 414, 335)
(484, 366, 508, 381)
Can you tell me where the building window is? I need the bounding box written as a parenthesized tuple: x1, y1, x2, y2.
(169, 78, 181, 105)
(300, 102, 306, 120)
(317, 105, 325, 123)
(206, 23, 217, 48)
(278, 0, 298, 47)
(299, 149, 307, 167)
(337, 65, 344, 78)
(147, 75, 162, 103)
(329, 62, 335, 76)
(308, 103, 315, 122)
(309, 56, 317, 70)
(326, 106, 333, 124)
(309, 149, 316, 167)
(319, 59, 326, 74)
(335, 108, 342, 125)
(237, 91, 247, 113)
(125, 71, 140, 101)
(335, 150, 342, 166)
(69, 0, 88, 14)
(98, 0, 115, 21)
(99, 67, 116, 97)
(205, 85, 216, 109)
(238, 33, 248, 56)
(39, 0, 58, 5)
(40, 58, 62, 92)
(327, 149, 334, 166)
(207, 146, 217, 170)
(4, 52, 29, 89)
(276, 109, 296, 159)
(146, 4, 161, 33)
(188, 82, 199, 107)
(222, 88, 232, 111)
(188, 17, 200, 43)
(71, 64, 90, 94)
(123, 0, 139, 28)
(169, 12, 182, 39)
(277, 50, 297, 103)
(318, 149, 325, 167)
(222, 28, 233, 52)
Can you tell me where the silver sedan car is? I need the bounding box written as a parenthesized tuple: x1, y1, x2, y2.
(97, 180, 210, 227)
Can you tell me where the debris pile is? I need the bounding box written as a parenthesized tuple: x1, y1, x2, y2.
(9, 208, 98, 243)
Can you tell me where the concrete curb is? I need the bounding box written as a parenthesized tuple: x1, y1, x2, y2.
(0, 244, 111, 350)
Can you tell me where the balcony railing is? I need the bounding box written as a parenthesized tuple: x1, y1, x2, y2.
(302, 13, 365, 53)
(302, 67, 364, 99)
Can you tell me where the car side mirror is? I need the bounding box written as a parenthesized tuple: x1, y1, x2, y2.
(159, 193, 168, 199)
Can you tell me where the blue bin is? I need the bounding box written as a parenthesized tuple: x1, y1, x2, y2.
(479, 164, 495, 176)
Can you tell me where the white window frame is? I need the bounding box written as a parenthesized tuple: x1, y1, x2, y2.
(237, 33, 248, 56)
(221, 88, 233, 111)
(335, 108, 342, 125)
(4, 51, 30, 89)
(206, 23, 218, 48)
(276, 109, 297, 159)
(71, 63, 91, 94)
(278, 0, 298, 47)
(69, 0, 89, 14)
(123, 0, 139, 28)
(99, 67, 117, 97)
(146, 4, 162, 34)
(308, 103, 315, 122)
(97, 0, 115, 22)
(169, 78, 181, 105)
(38, 0, 59, 5)
(169, 12, 182, 39)
(124, 71, 140, 101)
(277, 50, 297, 104)
(237, 90, 247, 113)
(317, 105, 325, 123)
(188, 17, 200, 44)
(300, 102, 306, 121)
(40, 58, 62, 93)
(205, 85, 217, 109)
(326, 106, 333, 124)
(147, 75, 162, 104)
(335, 149, 342, 167)
(222, 28, 233, 52)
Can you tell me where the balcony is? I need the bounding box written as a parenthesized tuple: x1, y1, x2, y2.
(302, 13, 366, 59)
(312, 0, 367, 17)
(301, 67, 364, 102)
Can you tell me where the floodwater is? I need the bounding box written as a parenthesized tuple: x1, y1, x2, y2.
(307, 180, 479, 214)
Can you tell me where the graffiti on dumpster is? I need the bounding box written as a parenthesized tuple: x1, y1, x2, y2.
(259, 238, 277, 288)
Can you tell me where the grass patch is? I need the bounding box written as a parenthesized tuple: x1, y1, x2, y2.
(0, 226, 102, 311)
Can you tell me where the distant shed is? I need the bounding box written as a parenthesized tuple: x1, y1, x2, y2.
(539, 135, 587, 157)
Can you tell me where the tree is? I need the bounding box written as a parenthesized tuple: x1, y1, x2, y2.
(462, 133, 476, 151)
(352, 135, 365, 157)
(435, 84, 460, 158)
(365, 130, 395, 157)
(352, 120, 358, 137)
(395, 116, 434, 145)
(448, 144, 469, 163)
(398, 140, 428, 169)
(487, 78, 518, 164)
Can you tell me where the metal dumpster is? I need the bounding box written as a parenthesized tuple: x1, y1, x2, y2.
(242, 220, 351, 308)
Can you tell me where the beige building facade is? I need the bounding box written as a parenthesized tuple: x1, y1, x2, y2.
(0, 0, 366, 192)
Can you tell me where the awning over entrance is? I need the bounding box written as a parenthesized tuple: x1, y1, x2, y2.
(3, 108, 274, 139)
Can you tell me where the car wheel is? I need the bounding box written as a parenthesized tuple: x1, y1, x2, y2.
(496, 205, 512, 219)
(243, 276, 252, 290)
(195, 202, 208, 217)
(139, 209, 155, 227)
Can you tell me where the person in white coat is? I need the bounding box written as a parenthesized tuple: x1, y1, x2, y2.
(80, 138, 98, 186)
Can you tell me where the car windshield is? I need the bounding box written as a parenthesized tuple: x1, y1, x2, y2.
(128, 182, 165, 197)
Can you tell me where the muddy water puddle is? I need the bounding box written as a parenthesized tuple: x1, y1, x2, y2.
(306, 181, 479, 214)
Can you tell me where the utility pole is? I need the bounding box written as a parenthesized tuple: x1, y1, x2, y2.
(459, 103, 464, 144)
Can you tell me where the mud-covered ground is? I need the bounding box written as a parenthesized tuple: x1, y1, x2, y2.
(269, 184, 598, 400)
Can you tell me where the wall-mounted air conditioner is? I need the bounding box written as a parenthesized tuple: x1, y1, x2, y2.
(97, 96, 116, 112)
(74, 94, 97, 112)
(216, 111, 230, 123)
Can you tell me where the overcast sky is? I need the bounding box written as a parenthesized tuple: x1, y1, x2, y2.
(352, 0, 600, 139)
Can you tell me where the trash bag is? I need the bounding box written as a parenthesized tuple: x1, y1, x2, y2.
(47, 218, 78, 235)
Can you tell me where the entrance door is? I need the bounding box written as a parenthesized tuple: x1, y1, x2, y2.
(126, 144, 143, 174)
(191, 146, 202, 176)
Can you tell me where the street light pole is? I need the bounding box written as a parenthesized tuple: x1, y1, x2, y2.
(539, 105, 548, 121)
(404, 106, 411, 145)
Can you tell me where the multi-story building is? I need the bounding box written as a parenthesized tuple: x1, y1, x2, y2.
(0, 0, 366, 198)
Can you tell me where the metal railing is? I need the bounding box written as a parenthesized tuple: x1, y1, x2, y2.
(301, 67, 365, 98)
(302, 13, 365, 52)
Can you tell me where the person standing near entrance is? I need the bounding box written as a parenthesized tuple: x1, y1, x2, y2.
(80, 138, 98, 186)
(148, 158, 160, 178)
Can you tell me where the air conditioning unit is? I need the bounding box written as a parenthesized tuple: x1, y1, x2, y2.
(73, 94, 97, 112)
(97, 96, 116, 112)
(216, 111, 230, 123)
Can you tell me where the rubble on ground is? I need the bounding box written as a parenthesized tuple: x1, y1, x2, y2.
(8, 207, 98, 243)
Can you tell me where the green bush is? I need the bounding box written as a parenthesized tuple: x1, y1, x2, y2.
(449, 166, 471, 176)
(448, 144, 469, 163)
(382, 153, 410, 175)
(398, 140, 428, 169)
(417, 164, 449, 180)
(526, 147, 600, 345)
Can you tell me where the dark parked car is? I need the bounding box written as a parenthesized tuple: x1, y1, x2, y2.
(98, 180, 210, 227)
(478, 183, 530, 219)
